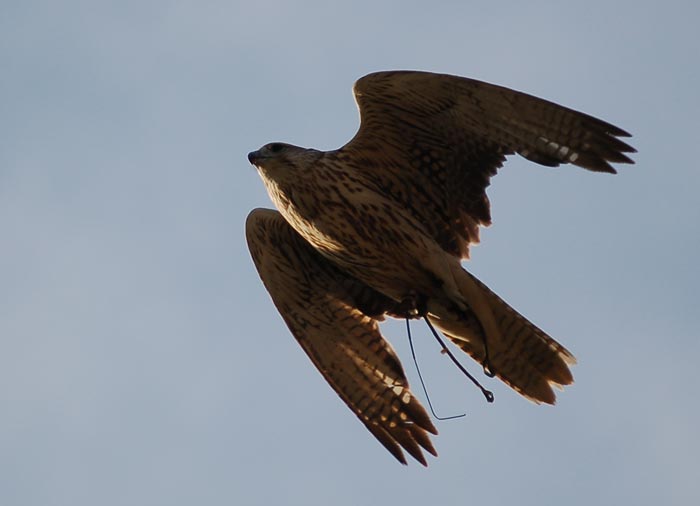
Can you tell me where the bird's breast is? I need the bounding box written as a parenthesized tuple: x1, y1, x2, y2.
(259, 164, 448, 301)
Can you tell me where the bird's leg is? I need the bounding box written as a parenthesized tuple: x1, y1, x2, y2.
(398, 292, 494, 404)
(395, 291, 427, 319)
(481, 334, 496, 378)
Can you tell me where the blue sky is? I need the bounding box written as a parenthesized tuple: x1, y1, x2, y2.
(2, 1, 699, 505)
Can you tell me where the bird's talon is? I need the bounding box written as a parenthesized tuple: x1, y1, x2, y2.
(399, 291, 426, 319)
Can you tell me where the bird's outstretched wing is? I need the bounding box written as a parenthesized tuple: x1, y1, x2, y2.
(338, 70, 636, 258)
(246, 208, 438, 465)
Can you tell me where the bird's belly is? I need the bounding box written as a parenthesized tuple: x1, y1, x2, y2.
(284, 197, 448, 303)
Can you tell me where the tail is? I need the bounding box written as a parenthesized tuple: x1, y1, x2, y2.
(428, 266, 576, 404)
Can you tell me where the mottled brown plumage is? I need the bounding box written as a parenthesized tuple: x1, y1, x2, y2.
(245, 71, 635, 465)
(246, 209, 437, 465)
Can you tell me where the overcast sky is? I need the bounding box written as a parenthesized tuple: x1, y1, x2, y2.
(2, 1, 699, 505)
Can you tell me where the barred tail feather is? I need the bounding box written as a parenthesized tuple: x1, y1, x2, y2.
(430, 268, 576, 404)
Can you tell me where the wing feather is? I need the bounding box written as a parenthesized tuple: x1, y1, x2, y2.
(338, 70, 635, 258)
(246, 208, 437, 465)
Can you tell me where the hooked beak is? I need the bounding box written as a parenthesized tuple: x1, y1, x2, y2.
(247, 150, 260, 165)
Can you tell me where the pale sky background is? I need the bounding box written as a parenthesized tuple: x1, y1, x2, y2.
(2, 1, 699, 505)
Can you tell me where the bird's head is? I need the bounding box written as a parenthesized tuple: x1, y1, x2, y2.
(248, 143, 322, 180)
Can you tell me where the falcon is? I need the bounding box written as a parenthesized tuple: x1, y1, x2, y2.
(245, 71, 635, 465)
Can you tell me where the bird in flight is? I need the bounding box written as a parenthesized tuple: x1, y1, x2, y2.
(245, 71, 635, 465)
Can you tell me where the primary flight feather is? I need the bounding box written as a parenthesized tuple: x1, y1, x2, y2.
(245, 70, 635, 465)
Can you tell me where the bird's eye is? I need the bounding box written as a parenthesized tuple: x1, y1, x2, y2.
(269, 143, 284, 153)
